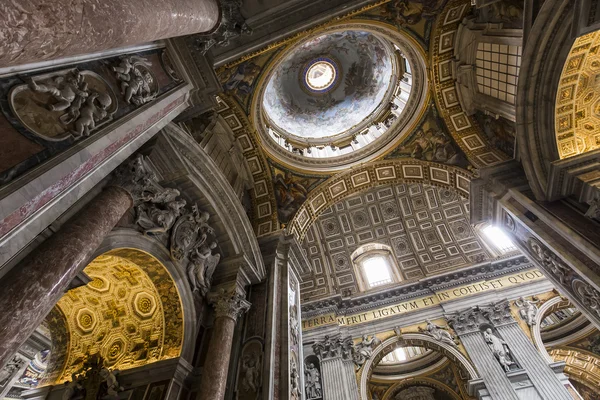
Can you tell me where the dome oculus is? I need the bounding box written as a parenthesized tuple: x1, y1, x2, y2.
(304, 58, 338, 92)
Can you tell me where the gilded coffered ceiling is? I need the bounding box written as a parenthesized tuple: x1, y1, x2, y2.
(50, 248, 183, 383)
(555, 31, 600, 159)
(300, 182, 490, 300)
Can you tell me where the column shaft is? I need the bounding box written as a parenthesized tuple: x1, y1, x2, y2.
(460, 332, 520, 400)
(0, 0, 220, 67)
(0, 186, 132, 368)
(497, 324, 571, 400)
(320, 357, 359, 400)
(198, 316, 236, 400)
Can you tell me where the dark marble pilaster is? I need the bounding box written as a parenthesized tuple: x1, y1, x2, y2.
(0, 0, 220, 68)
(198, 289, 250, 400)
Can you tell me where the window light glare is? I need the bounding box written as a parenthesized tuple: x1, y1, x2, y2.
(362, 256, 392, 287)
(482, 225, 515, 252)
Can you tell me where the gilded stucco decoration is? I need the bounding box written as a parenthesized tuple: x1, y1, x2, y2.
(549, 348, 600, 397)
(52, 248, 183, 383)
(429, 0, 510, 167)
(555, 31, 600, 159)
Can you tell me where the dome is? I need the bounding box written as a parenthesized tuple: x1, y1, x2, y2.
(262, 30, 395, 140)
(251, 23, 429, 172)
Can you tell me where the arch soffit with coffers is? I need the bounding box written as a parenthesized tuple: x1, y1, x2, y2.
(358, 333, 479, 400)
(429, 0, 510, 169)
(380, 376, 463, 400)
(288, 160, 473, 241)
(515, 0, 575, 199)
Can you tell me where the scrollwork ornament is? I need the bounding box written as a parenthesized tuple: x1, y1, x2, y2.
(207, 289, 251, 321)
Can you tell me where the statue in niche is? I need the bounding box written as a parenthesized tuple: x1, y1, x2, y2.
(483, 328, 516, 372)
(112, 56, 157, 106)
(187, 241, 220, 296)
(135, 188, 187, 235)
(241, 352, 261, 393)
(22, 69, 115, 140)
(304, 363, 322, 399)
(419, 320, 458, 346)
(0, 357, 24, 386)
(353, 335, 381, 367)
(515, 297, 540, 326)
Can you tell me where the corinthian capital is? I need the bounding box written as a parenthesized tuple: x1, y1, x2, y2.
(207, 288, 251, 321)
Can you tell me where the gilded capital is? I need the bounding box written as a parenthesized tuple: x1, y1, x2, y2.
(208, 289, 251, 321)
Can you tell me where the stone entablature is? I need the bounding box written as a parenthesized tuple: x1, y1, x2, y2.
(302, 256, 531, 316)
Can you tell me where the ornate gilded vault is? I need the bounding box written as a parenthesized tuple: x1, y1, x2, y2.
(300, 182, 490, 300)
(555, 30, 600, 159)
(50, 249, 183, 383)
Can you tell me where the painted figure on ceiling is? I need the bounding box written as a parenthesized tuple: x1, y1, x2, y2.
(273, 171, 308, 223)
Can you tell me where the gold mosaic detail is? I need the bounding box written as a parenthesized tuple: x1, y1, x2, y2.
(53, 248, 183, 383)
(555, 31, 600, 158)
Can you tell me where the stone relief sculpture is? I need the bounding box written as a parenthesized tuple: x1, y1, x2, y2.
(353, 334, 381, 368)
(0, 357, 24, 386)
(135, 188, 186, 235)
(290, 303, 300, 346)
(10, 69, 117, 141)
(515, 297, 540, 326)
(304, 363, 322, 400)
(112, 56, 157, 106)
(395, 386, 436, 400)
(195, 0, 252, 54)
(170, 205, 214, 261)
(187, 241, 220, 296)
(241, 352, 261, 393)
(418, 320, 458, 346)
(483, 328, 516, 372)
(290, 357, 302, 400)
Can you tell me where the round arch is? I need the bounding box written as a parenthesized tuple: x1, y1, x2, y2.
(358, 333, 479, 400)
(515, 0, 574, 199)
(288, 160, 472, 240)
(380, 376, 462, 400)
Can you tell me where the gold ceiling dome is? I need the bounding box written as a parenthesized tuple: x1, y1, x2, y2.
(251, 21, 429, 173)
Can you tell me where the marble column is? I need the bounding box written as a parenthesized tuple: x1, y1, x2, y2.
(313, 337, 359, 400)
(0, 155, 155, 369)
(198, 289, 250, 400)
(0, 0, 220, 68)
(447, 300, 572, 400)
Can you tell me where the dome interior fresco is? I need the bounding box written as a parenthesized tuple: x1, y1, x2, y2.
(47, 249, 183, 384)
(555, 31, 600, 159)
(262, 30, 395, 140)
(299, 183, 490, 300)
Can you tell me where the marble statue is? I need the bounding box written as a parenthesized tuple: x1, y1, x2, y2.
(290, 358, 301, 400)
(187, 241, 220, 295)
(418, 319, 457, 346)
(0, 357, 24, 386)
(135, 188, 186, 235)
(99, 368, 122, 399)
(515, 297, 540, 326)
(241, 353, 261, 393)
(113, 56, 156, 106)
(353, 334, 381, 367)
(483, 328, 515, 372)
(304, 363, 322, 399)
(290, 303, 300, 346)
(28, 70, 88, 113)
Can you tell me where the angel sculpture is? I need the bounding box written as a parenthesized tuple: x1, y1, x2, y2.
(419, 319, 457, 346)
(99, 367, 123, 399)
(135, 188, 186, 235)
(112, 56, 155, 105)
(515, 297, 540, 326)
(187, 241, 220, 295)
(241, 353, 261, 393)
(62, 373, 83, 400)
(353, 335, 381, 367)
(28, 69, 88, 112)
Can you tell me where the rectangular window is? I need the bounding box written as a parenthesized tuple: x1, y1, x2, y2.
(362, 256, 393, 288)
(482, 225, 517, 253)
(476, 42, 521, 105)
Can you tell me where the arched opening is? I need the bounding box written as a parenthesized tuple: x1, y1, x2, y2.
(38, 248, 185, 385)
